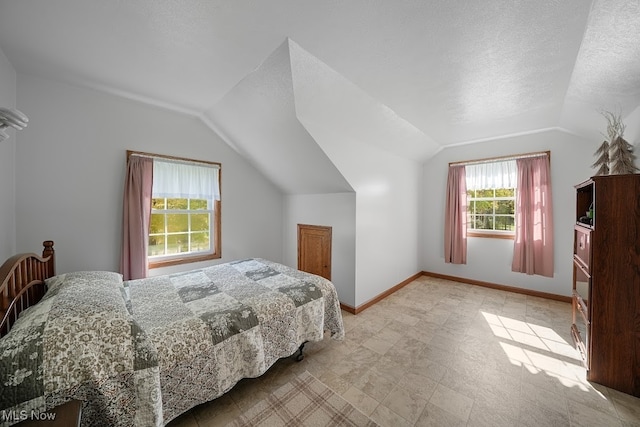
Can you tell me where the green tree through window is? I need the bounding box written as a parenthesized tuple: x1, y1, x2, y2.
(149, 198, 212, 257)
(467, 188, 515, 233)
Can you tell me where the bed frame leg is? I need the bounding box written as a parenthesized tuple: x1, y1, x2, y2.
(294, 342, 307, 362)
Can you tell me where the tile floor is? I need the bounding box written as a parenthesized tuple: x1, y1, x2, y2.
(167, 275, 640, 426)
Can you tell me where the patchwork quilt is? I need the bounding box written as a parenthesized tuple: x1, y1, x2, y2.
(0, 259, 344, 426)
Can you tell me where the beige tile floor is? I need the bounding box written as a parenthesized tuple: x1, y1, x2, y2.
(167, 275, 640, 426)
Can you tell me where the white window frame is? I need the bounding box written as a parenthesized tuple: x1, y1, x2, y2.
(464, 158, 517, 239)
(467, 187, 516, 239)
(149, 197, 215, 261)
(147, 155, 221, 269)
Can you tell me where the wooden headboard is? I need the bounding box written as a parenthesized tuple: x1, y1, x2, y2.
(0, 241, 55, 337)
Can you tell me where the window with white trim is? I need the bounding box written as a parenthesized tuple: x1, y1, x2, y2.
(148, 157, 221, 268)
(466, 160, 516, 237)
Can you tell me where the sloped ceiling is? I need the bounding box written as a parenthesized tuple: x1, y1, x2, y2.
(205, 40, 354, 194)
(1, 0, 639, 193)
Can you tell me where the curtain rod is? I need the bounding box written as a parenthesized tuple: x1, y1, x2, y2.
(449, 150, 550, 167)
(127, 150, 221, 168)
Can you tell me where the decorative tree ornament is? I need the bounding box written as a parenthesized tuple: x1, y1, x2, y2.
(610, 135, 638, 174)
(593, 110, 639, 175)
(591, 140, 610, 175)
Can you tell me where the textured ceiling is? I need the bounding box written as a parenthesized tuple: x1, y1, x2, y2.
(1, 0, 639, 191)
(560, 0, 640, 139)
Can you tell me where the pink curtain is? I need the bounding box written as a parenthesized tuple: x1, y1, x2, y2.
(512, 156, 554, 277)
(121, 156, 153, 280)
(444, 165, 467, 264)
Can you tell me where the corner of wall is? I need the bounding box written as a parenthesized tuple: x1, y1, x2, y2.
(0, 46, 17, 260)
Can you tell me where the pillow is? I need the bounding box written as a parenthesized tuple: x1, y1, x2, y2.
(11, 272, 124, 326)
(44, 271, 123, 298)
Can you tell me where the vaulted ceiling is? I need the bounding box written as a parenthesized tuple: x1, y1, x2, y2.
(1, 0, 639, 193)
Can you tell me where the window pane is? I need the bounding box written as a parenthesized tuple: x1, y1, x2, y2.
(190, 199, 208, 210)
(495, 216, 515, 231)
(190, 231, 210, 252)
(495, 188, 515, 197)
(152, 198, 165, 209)
(190, 213, 210, 232)
(477, 189, 494, 198)
(167, 234, 189, 254)
(167, 198, 188, 210)
(474, 215, 494, 230)
(167, 214, 188, 233)
(149, 213, 165, 234)
(476, 200, 494, 214)
(496, 200, 514, 214)
(148, 235, 165, 256)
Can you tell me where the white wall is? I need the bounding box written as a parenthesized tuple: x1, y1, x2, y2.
(0, 47, 16, 262)
(15, 74, 284, 275)
(283, 192, 356, 305)
(624, 105, 640, 151)
(352, 147, 421, 306)
(421, 129, 596, 297)
(9, 67, 617, 305)
(300, 122, 421, 307)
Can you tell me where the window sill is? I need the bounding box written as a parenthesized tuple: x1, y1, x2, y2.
(468, 231, 514, 240)
(149, 252, 221, 269)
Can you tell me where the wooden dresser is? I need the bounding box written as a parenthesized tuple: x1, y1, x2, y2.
(571, 174, 640, 397)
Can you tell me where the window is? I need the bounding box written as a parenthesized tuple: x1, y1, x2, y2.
(149, 198, 211, 256)
(465, 159, 516, 239)
(148, 156, 221, 268)
(467, 188, 515, 235)
(445, 151, 553, 274)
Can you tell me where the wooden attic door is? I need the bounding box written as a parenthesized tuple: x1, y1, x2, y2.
(297, 224, 332, 280)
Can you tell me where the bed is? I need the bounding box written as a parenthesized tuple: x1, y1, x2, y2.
(0, 241, 344, 426)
